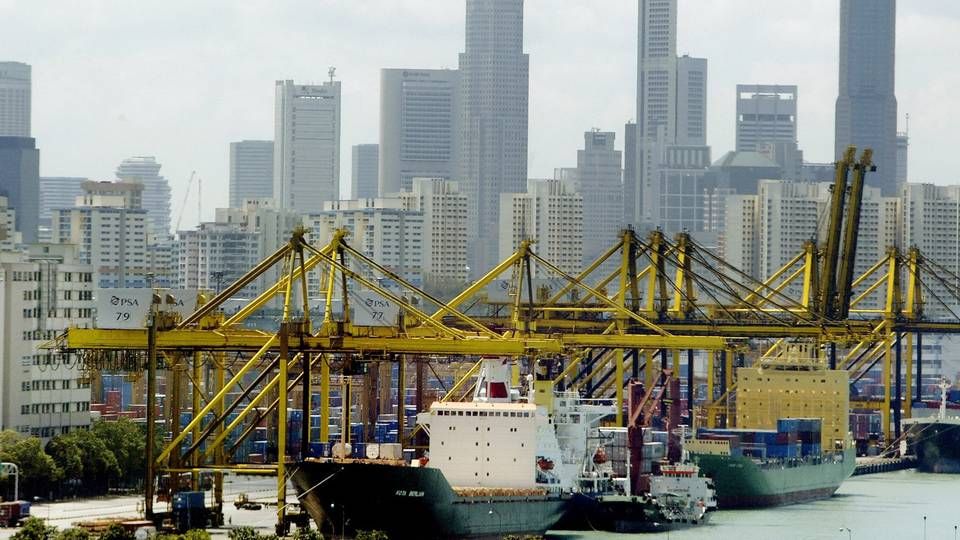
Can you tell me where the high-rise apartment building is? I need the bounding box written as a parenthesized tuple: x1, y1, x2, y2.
(351, 144, 379, 199)
(177, 223, 260, 298)
(458, 0, 529, 275)
(274, 79, 341, 213)
(736, 85, 798, 152)
(633, 0, 709, 228)
(51, 180, 151, 288)
(835, 0, 898, 195)
(379, 69, 460, 195)
(0, 62, 30, 137)
(229, 140, 274, 207)
(570, 130, 623, 265)
(499, 179, 582, 277)
(0, 244, 94, 438)
(115, 156, 172, 235)
(308, 198, 424, 284)
(0, 136, 39, 243)
(39, 177, 87, 228)
(0, 197, 20, 250)
(399, 178, 468, 283)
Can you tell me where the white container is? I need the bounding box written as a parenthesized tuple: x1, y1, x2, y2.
(380, 443, 402, 460)
(366, 443, 381, 459)
(332, 442, 353, 458)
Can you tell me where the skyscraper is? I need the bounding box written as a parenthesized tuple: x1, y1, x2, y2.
(274, 79, 341, 213)
(458, 0, 529, 275)
(0, 62, 30, 137)
(634, 0, 709, 228)
(736, 85, 798, 152)
(379, 69, 460, 195)
(39, 177, 87, 228)
(0, 137, 39, 243)
(622, 122, 638, 225)
(229, 140, 274, 207)
(115, 156, 172, 235)
(573, 130, 623, 266)
(835, 0, 897, 195)
(351, 144, 379, 199)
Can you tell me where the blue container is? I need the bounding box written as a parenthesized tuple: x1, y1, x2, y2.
(173, 491, 205, 510)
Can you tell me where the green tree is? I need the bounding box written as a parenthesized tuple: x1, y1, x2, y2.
(11, 517, 57, 540)
(45, 437, 83, 483)
(54, 528, 90, 540)
(227, 527, 258, 540)
(355, 532, 388, 540)
(181, 530, 211, 540)
(91, 419, 146, 486)
(0, 436, 61, 498)
(291, 528, 323, 540)
(98, 523, 133, 540)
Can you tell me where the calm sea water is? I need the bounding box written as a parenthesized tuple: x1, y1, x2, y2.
(547, 470, 959, 540)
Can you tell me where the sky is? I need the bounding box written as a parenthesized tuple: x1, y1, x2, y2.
(3, 0, 960, 230)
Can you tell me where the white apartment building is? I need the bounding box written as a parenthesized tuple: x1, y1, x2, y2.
(0, 244, 94, 438)
(0, 196, 21, 251)
(499, 179, 582, 278)
(274, 80, 341, 213)
(51, 181, 152, 288)
(307, 198, 423, 284)
(398, 178, 468, 283)
(177, 222, 260, 297)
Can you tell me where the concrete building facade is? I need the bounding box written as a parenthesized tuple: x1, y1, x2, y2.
(274, 80, 341, 213)
(379, 69, 460, 195)
(458, 0, 529, 275)
(499, 179, 582, 277)
(835, 0, 898, 195)
(570, 130, 623, 265)
(40, 177, 87, 229)
(0, 244, 94, 438)
(0, 62, 30, 137)
(229, 140, 274, 208)
(351, 144, 379, 199)
(399, 178, 468, 283)
(736, 84, 798, 152)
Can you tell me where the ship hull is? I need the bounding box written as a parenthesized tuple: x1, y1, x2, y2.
(689, 448, 855, 508)
(290, 459, 568, 539)
(557, 493, 710, 533)
(906, 421, 960, 473)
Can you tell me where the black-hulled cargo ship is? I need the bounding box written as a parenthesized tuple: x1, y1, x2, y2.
(904, 379, 960, 473)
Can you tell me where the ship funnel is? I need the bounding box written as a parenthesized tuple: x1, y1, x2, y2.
(474, 357, 518, 403)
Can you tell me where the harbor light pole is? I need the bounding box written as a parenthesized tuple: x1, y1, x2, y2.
(839, 527, 852, 540)
(923, 515, 927, 540)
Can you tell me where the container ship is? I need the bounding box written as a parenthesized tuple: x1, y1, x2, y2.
(290, 359, 613, 539)
(903, 379, 960, 473)
(688, 344, 856, 508)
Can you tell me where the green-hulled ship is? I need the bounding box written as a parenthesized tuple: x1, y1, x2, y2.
(689, 344, 856, 508)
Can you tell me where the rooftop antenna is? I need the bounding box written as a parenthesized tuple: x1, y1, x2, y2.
(328, 66, 336, 83)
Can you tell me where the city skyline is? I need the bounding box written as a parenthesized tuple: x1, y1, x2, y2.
(3, 1, 959, 229)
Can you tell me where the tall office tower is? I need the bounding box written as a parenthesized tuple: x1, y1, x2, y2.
(229, 140, 274, 207)
(0, 137, 39, 242)
(380, 69, 460, 195)
(635, 0, 709, 227)
(398, 178, 468, 283)
(39, 177, 86, 228)
(351, 144, 379, 199)
(0, 62, 30, 137)
(622, 122, 638, 225)
(458, 0, 529, 275)
(572, 130, 623, 265)
(274, 79, 341, 213)
(51, 180, 151, 288)
(676, 56, 707, 146)
(499, 179, 582, 277)
(736, 85, 798, 151)
(896, 131, 908, 184)
(0, 244, 93, 438)
(115, 156, 172, 235)
(835, 0, 897, 195)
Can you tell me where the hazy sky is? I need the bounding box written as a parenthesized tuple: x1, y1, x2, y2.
(4, 0, 959, 229)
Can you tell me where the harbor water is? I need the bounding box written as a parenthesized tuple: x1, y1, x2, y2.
(549, 470, 959, 540)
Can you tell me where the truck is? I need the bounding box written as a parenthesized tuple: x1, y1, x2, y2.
(0, 501, 30, 527)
